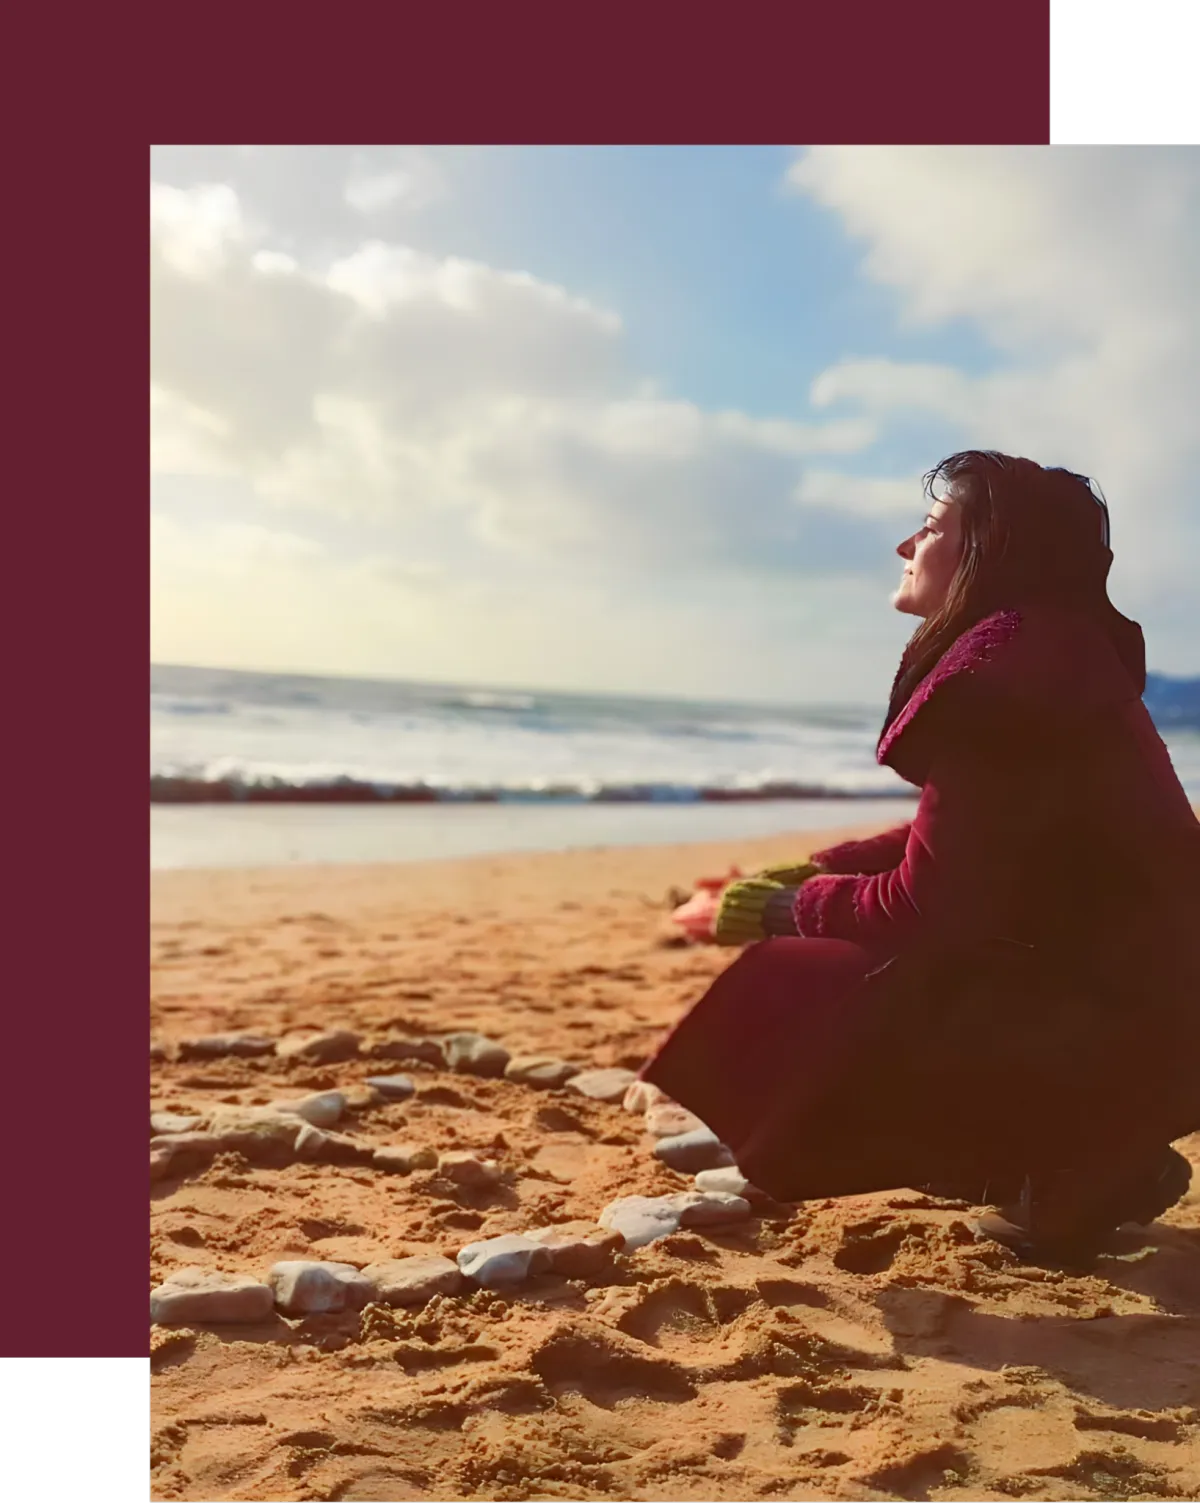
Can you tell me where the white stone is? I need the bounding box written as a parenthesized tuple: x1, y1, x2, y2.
(694, 1166, 761, 1200)
(364, 1074, 416, 1101)
(150, 1268, 274, 1325)
(598, 1193, 703, 1250)
(361, 1256, 463, 1306)
(622, 1080, 668, 1114)
(277, 1029, 361, 1063)
(645, 1102, 707, 1138)
(438, 1152, 502, 1188)
(504, 1055, 579, 1089)
(456, 1234, 552, 1287)
(653, 1128, 734, 1173)
(440, 1032, 510, 1077)
(676, 1191, 752, 1227)
(569, 1068, 638, 1104)
(525, 1222, 625, 1276)
(268, 1260, 375, 1315)
(271, 1090, 346, 1128)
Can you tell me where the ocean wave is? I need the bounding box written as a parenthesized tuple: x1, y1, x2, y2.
(452, 690, 540, 712)
(155, 698, 233, 717)
(150, 773, 917, 805)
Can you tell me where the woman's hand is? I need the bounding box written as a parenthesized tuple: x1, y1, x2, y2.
(670, 887, 723, 942)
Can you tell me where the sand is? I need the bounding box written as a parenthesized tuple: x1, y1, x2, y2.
(150, 820, 1200, 1503)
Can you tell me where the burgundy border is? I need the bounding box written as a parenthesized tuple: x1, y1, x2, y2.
(6, 136, 149, 1353)
(144, 1, 1050, 146)
(7, 0, 1048, 1361)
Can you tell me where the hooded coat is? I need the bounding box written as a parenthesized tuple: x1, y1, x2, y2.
(641, 602, 1200, 1204)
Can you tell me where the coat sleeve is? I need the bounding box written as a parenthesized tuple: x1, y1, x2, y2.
(809, 824, 913, 876)
(793, 731, 1054, 955)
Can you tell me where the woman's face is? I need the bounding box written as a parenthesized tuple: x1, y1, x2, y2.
(892, 495, 964, 617)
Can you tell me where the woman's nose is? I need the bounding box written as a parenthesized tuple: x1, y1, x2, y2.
(896, 536, 915, 560)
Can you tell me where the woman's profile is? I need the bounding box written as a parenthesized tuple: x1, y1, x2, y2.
(646, 450, 1200, 1262)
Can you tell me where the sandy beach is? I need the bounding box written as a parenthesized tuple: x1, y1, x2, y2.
(150, 817, 1200, 1503)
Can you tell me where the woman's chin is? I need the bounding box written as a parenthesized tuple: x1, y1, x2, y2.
(891, 587, 919, 616)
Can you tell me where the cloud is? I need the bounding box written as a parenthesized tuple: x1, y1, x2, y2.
(150, 183, 247, 278)
(795, 468, 924, 518)
(150, 180, 881, 584)
(786, 147, 1200, 613)
(150, 146, 454, 255)
(344, 150, 447, 215)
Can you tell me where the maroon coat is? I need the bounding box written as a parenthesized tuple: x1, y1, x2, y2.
(643, 604, 1200, 1204)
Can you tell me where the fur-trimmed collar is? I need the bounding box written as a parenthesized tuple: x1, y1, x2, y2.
(877, 605, 1142, 787)
(877, 610, 1022, 773)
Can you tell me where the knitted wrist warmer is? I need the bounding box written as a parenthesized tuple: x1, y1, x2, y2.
(762, 885, 801, 936)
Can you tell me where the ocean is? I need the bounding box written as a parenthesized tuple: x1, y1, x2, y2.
(150, 662, 1200, 870)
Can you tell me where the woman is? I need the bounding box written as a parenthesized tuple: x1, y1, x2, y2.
(643, 450, 1200, 1262)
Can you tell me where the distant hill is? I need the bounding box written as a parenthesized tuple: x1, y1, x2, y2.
(1144, 672, 1200, 730)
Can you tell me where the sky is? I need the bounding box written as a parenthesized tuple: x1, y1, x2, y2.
(150, 145, 1200, 705)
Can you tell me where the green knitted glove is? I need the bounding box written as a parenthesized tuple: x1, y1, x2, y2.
(713, 876, 786, 947)
(756, 859, 823, 886)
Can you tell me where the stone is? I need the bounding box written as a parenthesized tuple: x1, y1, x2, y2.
(268, 1260, 375, 1315)
(503, 1055, 580, 1089)
(150, 1112, 202, 1136)
(440, 1032, 509, 1077)
(293, 1125, 374, 1166)
(277, 1029, 361, 1063)
(456, 1234, 553, 1288)
(645, 1102, 707, 1139)
(294, 1123, 331, 1160)
(364, 1073, 416, 1102)
(526, 1222, 625, 1277)
(204, 1100, 293, 1124)
(372, 1147, 414, 1174)
(369, 1037, 444, 1065)
(568, 1067, 638, 1104)
(438, 1151, 502, 1188)
(596, 1190, 749, 1249)
(270, 1090, 347, 1128)
(598, 1194, 702, 1250)
(361, 1255, 463, 1306)
(150, 1268, 274, 1325)
(622, 1079, 668, 1114)
(203, 1108, 306, 1149)
(176, 1034, 276, 1061)
(653, 1128, 735, 1174)
(405, 1144, 438, 1171)
(150, 1041, 170, 1062)
(149, 1131, 223, 1163)
(150, 1147, 175, 1182)
(694, 1166, 764, 1201)
(151, 1110, 303, 1164)
(341, 1083, 384, 1112)
(677, 1191, 752, 1227)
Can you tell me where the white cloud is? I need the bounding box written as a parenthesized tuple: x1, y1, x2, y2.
(251, 249, 299, 276)
(344, 150, 447, 215)
(150, 183, 246, 277)
(787, 146, 1200, 615)
(796, 468, 924, 517)
(150, 181, 880, 584)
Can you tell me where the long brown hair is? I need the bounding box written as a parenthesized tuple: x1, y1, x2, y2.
(880, 450, 1139, 745)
